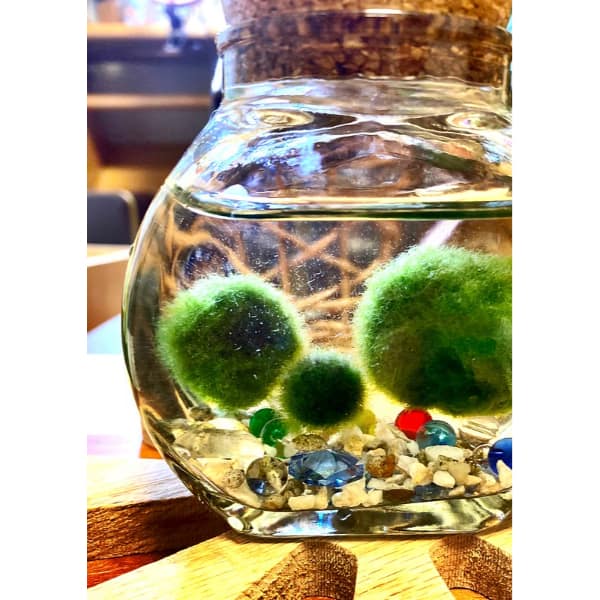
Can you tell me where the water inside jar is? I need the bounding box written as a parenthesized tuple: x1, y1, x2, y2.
(123, 184, 511, 535)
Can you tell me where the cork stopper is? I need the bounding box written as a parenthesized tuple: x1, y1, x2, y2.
(222, 0, 512, 28)
(216, 11, 511, 86)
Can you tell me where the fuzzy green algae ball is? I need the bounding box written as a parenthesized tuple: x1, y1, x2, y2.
(156, 275, 304, 411)
(354, 246, 511, 416)
(281, 350, 365, 427)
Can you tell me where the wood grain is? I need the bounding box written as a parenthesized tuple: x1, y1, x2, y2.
(430, 535, 511, 600)
(87, 457, 227, 561)
(88, 525, 511, 599)
(87, 94, 211, 111)
(87, 250, 129, 331)
(88, 553, 171, 588)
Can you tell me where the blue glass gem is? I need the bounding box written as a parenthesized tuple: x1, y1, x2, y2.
(488, 437, 512, 475)
(288, 449, 364, 487)
(416, 419, 457, 449)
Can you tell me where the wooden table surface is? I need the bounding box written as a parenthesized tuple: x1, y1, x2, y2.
(86, 354, 512, 598)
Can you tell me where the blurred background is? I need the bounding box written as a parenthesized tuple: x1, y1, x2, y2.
(87, 0, 224, 353)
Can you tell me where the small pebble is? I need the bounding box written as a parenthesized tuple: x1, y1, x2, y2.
(464, 474, 482, 488)
(288, 495, 317, 510)
(292, 433, 327, 452)
(343, 434, 366, 457)
(424, 445, 466, 463)
(331, 478, 369, 508)
(409, 462, 432, 486)
(479, 472, 501, 494)
(496, 459, 512, 489)
(447, 462, 471, 485)
(313, 486, 329, 510)
(448, 485, 466, 498)
(407, 440, 420, 456)
(367, 474, 406, 490)
(375, 422, 410, 445)
(362, 489, 383, 507)
(204, 417, 247, 431)
(366, 451, 396, 478)
(396, 455, 419, 474)
(433, 470, 456, 488)
(222, 468, 245, 489)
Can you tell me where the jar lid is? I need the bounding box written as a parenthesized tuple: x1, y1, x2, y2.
(221, 0, 512, 29)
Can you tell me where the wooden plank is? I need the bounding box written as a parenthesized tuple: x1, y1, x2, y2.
(87, 94, 211, 110)
(87, 251, 129, 330)
(87, 23, 216, 40)
(87, 455, 511, 597)
(92, 165, 167, 196)
(87, 457, 228, 561)
(87, 244, 131, 259)
(88, 517, 511, 599)
(88, 553, 170, 588)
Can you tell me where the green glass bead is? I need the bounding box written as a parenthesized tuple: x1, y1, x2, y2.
(261, 418, 289, 446)
(249, 408, 278, 437)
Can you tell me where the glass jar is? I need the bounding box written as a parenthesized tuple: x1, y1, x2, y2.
(122, 6, 512, 537)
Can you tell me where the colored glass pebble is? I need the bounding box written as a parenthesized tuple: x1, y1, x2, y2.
(261, 417, 288, 446)
(249, 407, 278, 437)
(246, 456, 288, 496)
(355, 408, 377, 434)
(289, 449, 364, 487)
(394, 408, 432, 440)
(488, 437, 512, 475)
(416, 419, 457, 449)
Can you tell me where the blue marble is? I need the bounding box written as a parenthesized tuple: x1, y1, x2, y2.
(488, 437, 512, 474)
(416, 420, 457, 449)
(288, 449, 364, 487)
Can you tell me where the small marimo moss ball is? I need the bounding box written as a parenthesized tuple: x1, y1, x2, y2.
(156, 274, 305, 410)
(354, 246, 511, 416)
(281, 350, 365, 427)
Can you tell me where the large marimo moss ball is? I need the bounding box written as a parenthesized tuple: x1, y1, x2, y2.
(354, 246, 511, 416)
(156, 274, 305, 411)
(281, 350, 365, 427)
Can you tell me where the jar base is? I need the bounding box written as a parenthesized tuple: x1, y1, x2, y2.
(202, 488, 511, 538)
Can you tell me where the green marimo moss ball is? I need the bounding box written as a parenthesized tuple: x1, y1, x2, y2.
(354, 246, 511, 416)
(281, 350, 365, 427)
(156, 274, 305, 410)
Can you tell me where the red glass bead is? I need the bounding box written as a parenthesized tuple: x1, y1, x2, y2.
(394, 408, 432, 440)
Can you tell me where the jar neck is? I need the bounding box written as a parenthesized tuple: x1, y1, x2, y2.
(217, 11, 512, 101)
(221, 78, 509, 117)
